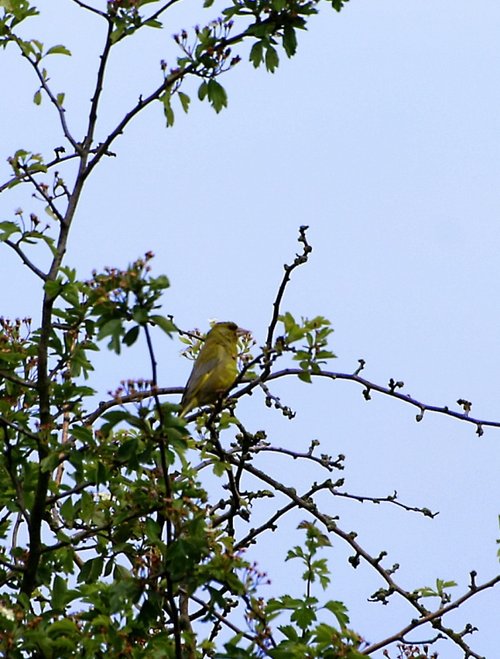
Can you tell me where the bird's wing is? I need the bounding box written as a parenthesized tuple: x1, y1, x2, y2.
(184, 353, 219, 392)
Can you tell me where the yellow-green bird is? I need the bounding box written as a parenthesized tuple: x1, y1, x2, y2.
(179, 321, 248, 418)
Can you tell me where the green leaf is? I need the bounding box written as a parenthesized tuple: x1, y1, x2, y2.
(198, 81, 208, 101)
(178, 91, 190, 113)
(249, 41, 263, 68)
(45, 44, 71, 56)
(78, 557, 104, 584)
(278, 624, 300, 641)
(44, 279, 63, 298)
(144, 18, 163, 28)
(265, 46, 279, 73)
(178, 92, 191, 114)
(151, 273, 170, 290)
(52, 575, 68, 610)
(150, 314, 176, 335)
(59, 497, 75, 525)
(160, 92, 175, 127)
(123, 325, 140, 347)
(290, 600, 317, 630)
(323, 600, 350, 629)
(283, 25, 297, 58)
(41, 452, 61, 473)
(132, 308, 149, 324)
(207, 79, 228, 113)
(117, 436, 140, 462)
(332, 0, 349, 10)
(247, 23, 274, 39)
(47, 617, 79, 638)
(145, 518, 161, 542)
(97, 317, 123, 341)
(33, 89, 42, 105)
(0, 221, 20, 241)
(101, 410, 134, 429)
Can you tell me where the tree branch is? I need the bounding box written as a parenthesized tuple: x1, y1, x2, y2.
(234, 458, 498, 657)
(0, 151, 81, 194)
(362, 573, 500, 657)
(261, 368, 499, 436)
(71, 0, 107, 17)
(4, 240, 47, 281)
(10, 31, 79, 150)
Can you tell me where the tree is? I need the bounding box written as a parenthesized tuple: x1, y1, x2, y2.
(0, 1, 498, 657)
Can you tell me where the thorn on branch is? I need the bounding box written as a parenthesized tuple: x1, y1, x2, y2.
(457, 398, 472, 416)
(305, 438, 319, 455)
(388, 378, 404, 393)
(368, 586, 394, 605)
(469, 570, 477, 591)
(261, 382, 295, 419)
(54, 146, 65, 159)
(332, 454, 345, 470)
(348, 552, 360, 569)
(459, 623, 478, 638)
(354, 358, 365, 375)
(297, 224, 312, 254)
(264, 226, 313, 360)
(386, 563, 400, 576)
(422, 507, 438, 519)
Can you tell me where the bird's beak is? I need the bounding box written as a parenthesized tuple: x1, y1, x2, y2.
(236, 327, 250, 337)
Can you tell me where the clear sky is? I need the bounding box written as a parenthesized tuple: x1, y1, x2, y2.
(2, 1, 500, 656)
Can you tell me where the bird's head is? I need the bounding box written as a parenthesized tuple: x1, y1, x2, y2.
(208, 321, 249, 343)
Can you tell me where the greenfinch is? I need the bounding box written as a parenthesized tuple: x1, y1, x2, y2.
(179, 321, 247, 418)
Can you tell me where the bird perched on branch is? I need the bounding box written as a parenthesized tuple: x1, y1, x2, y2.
(179, 321, 248, 418)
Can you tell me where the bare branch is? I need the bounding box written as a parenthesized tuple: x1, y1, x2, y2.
(18, 166, 65, 224)
(4, 239, 47, 281)
(263, 368, 500, 435)
(84, 385, 182, 425)
(71, 0, 108, 17)
(83, 65, 195, 180)
(362, 573, 500, 657)
(233, 457, 499, 657)
(9, 32, 79, 150)
(333, 488, 438, 518)
(141, 0, 183, 29)
(263, 225, 312, 374)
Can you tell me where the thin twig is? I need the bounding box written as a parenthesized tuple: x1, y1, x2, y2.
(261, 225, 312, 378)
(0, 368, 36, 388)
(71, 0, 108, 17)
(263, 368, 500, 436)
(10, 31, 78, 150)
(362, 573, 500, 657)
(4, 240, 47, 281)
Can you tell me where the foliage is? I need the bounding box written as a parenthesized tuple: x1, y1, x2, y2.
(0, 1, 498, 658)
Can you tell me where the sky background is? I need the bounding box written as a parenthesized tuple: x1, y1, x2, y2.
(1, 0, 500, 656)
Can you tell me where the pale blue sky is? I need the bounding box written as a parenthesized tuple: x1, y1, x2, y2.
(2, 1, 500, 656)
